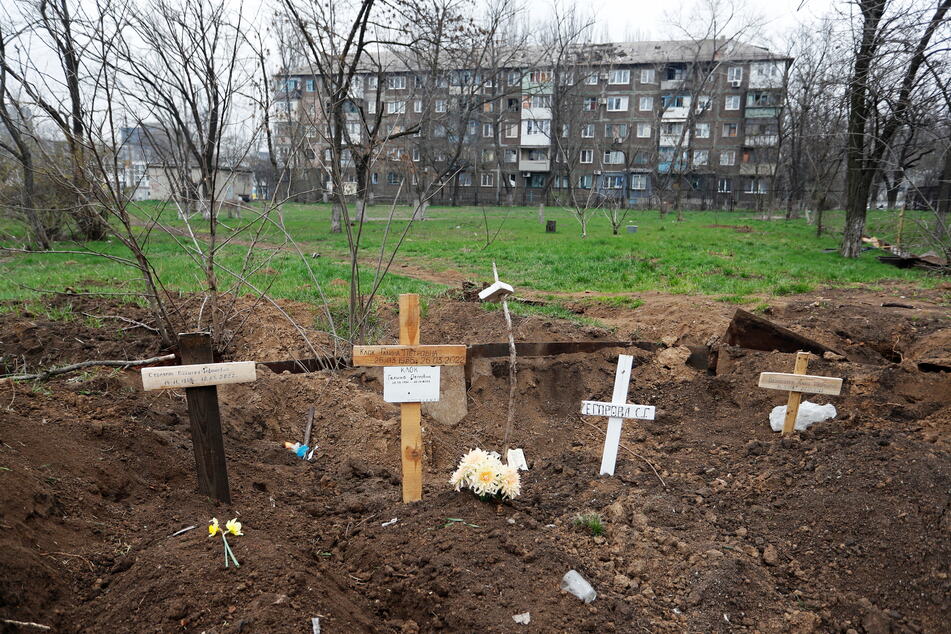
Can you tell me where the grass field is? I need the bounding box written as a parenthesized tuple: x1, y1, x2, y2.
(0, 202, 944, 318)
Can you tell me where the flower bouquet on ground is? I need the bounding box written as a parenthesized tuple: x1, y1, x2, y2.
(449, 448, 521, 501)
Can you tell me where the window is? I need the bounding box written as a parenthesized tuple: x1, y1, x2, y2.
(530, 94, 552, 109)
(458, 172, 472, 187)
(696, 95, 711, 112)
(602, 174, 624, 189)
(504, 148, 517, 163)
(722, 122, 739, 138)
(580, 149, 593, 163)
(583, 97, 598, 111)
(414, 75, 424, 88)
(305, 79, 315, 92)
(603, 151, 624, 164)
(662, 94, 688, 108)
(605, 124, 628, 140)
(725, 95, 741, 110)
(467, 120, 479, 137)
(386, 100, 406, 114)
(585, 73, 598, 85)
(524, 119, 550, 136)
(606, 96, 628, 111)
(609, 69, 630, 85)
(367, 76, 379, 89)
(636, 122, 652, 138)
(665, 66, 684, 81)
(717, 178, 731, 193)
(631, 173, 648, 190)
(578, 174, 593, 189)
(581, 124, 594, 138)
(435, 99, 447, 113)
(507, 70, 521, 85)
(371, 172, 379, 184)
(481, 173, 495, 187)
(720, 150, 736, 166)
(528, 173, 546, 188)
(434, 124, 446, 137)
(695, 123, 710, 138)
(387, 172, 400, 185)
(481, 148, 495, 162)
(727, 67, 743, 83)
(553, 175, 570, 189)
(505, 123, 518, 138)
(483, 101, 496, 113)
(483, 123, 494, 137)
(506, 98, 519, 112)
(529, 70, 551, 83)
(367, 100, 377, 114)
(747, 92, 780, 107)
(387, 76, 406, 90)
(562, 124, 570, 138)
(412, 147, 420, 162)
(693, 150, 708, 166)
(661, 122, 684, 136)
(640, 68, 655, 84)
(639, 96, 653, 111)
(561, 72, 575, 86)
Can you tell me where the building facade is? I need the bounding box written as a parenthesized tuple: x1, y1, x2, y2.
(274, 39, 790, 209)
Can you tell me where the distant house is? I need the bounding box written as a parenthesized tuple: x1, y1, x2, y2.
(117, 124, 253, 203)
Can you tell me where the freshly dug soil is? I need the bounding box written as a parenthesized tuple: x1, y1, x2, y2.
(0, 285, 949, 633)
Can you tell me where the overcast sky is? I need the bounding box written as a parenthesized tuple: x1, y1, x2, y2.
(534, 0, 831, 47)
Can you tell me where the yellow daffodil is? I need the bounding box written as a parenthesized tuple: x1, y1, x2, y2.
(225, 518, 243, 536)
(208, 517, 221, 536)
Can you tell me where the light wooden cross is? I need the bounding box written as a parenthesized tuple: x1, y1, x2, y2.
(479, 262, 517, 447)
(758, 351, 843, 436)
(352, 294, 466, 503)
(580, 354, 655, 476)
(141, 332, 257, 503)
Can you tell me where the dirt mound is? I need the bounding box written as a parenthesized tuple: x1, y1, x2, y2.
(1, 289, 949, 632)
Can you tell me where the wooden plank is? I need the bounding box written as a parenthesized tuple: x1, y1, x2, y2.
(581, 400, 655, 420)
(758, 372, 842, 396)
(467, 341, 659, 359)
(782, 352, 810, 436)
(178, 332, 231, 504)
(726, 309, 841, 356)
(399, 294, 423, 503)
(600, 354, 633, 476)
(141, 361, 256, 390)
(352, 344, 466, 367)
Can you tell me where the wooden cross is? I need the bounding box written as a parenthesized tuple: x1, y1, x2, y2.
(758, 351, 843, 436)
(141, 332, 257, 503)
(580, 354, 655, 476)
(479, 262, 516, 447)
(352, 294, 466, 502)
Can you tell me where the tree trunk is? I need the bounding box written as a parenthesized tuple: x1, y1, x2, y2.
(842, 173, 872, 257)
(331, 200, 343, 233)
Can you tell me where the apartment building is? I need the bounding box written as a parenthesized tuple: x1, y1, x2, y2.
(273, 39, 790, 209)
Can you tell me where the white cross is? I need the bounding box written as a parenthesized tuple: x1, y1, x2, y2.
(580, 354, 655, 475)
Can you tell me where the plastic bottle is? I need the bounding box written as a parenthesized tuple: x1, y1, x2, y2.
(560, 570, 597, 603)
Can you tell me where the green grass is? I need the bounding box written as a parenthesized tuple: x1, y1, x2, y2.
(573, 513, 606, 537)
(0, 201, 942, 312)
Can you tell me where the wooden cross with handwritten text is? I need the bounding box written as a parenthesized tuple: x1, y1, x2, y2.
(758, 351, 843, 436)
(353, 294, 466, 502)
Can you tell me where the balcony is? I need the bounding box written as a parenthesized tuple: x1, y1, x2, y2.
(659, 133, 690, 147)
(520, 132, 551, 147)
(521, 107, 552, 121)
(661, 106, 690, 120)
(739, 163, 776, 176)
(745, 107, 780, 119)
(745, 135, 778, 147)
(660, 79, 686, 90)
(518, 159, 550, 172)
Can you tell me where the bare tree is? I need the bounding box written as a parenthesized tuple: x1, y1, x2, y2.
(840, 0, 951, 257)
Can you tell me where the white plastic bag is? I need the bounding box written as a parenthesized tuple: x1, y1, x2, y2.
(769, 401, 836, 432)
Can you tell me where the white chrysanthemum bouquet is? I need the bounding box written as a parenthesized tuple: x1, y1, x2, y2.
(450, 448, 521, 500)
